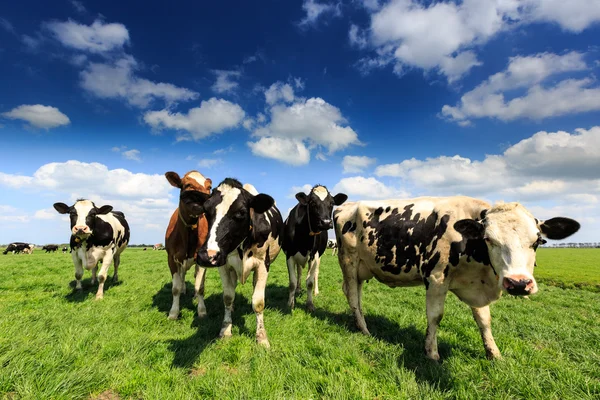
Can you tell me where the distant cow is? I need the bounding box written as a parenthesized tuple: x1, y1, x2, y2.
(197, 179, 283, 347)
(283, 185, 347, 310)
(2, 242, 32, 254)
(62, 246, 68, 254)
(143, 248, 147, 251)
(54, 199, 130, 299)
(164, 170, 212, 319)
(327, 238, 337, 256)
(153, 243, 163, 250)
(334, 197, 580, 360)
(43, 245, 59, 253)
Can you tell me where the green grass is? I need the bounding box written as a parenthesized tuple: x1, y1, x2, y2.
(0, 248, 599, 399)
(535, 248, 600, 292)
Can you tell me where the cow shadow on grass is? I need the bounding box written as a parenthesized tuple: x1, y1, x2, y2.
(265, 283, 454, 392)
(64, 276, 121, 302)
(153, 282, 256, 370)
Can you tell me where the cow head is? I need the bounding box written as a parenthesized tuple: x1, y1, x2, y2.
(53, 199, 113, 238)
(454, 203, 579, 296)
(165, 170, 212, 222)
(295, 185, 347, 233)
(197, 178, 274, 267)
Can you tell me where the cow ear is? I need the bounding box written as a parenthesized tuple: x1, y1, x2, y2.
(333, 193, 348, 206)
(53, 202, 70, 214)
(250, 193, 274, 214)
(205, 178, 212, 191)
(538, 217, 580, 240)
(454, 219, 485, 240)
(97, 205, 113, 215)
(295, 192, 308, 205)
(165, 171, 182, 188)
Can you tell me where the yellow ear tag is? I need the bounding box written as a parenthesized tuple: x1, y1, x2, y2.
(75, 237, 80, 243)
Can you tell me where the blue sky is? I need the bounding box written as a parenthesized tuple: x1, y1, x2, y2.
(1, 0, 600, 245)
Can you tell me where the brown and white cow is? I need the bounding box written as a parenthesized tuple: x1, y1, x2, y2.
(164, 170, 212, 320)
(153, 243, 163, 250)
(196, 178, 283, 348)
(334, 196, 580, 360)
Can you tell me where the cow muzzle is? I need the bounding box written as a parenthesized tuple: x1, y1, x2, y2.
(196, 248, 225, 267)
(503, 275, 536, 296)
(72, 226, 91, 236)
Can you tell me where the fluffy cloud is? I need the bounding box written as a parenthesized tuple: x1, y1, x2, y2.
(442, 52, 598, 124)
(299, 0, 341, 26)
(351, 0, 600, 82)
(265, 81, 296, 105)
(247, 137, 311, 166)
(333, 176, 409, 200)
(2, 104, 70, 130)
(212, 70, 242, 94)
(80, 56, 199, 108)
(143, 98, 245, 140)
(197, 158, 222, 168)
(254, 97, 360, 154)
(122, 149, 141, 162)
(289, 184, 313, 197)
(342, 155, 376, 173)
(46, 19, 129, 54)
(375, 126, 600, 200)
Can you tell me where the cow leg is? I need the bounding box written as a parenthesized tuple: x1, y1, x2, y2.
(91, 264, 98, 285)
(343, 277, 369, 335)
(295, 263, 302, 294)
(96, 251, 114, 300)
(424, 285, 448, 361)
(218, 266, 237, 339)
(112, 254, 120, 282)
(168, 257, 183, 320)
(286, 258, 298, 309)
(471, 306, 501, 359)
(252, 263, 270, 348)
(314, 255, 320, 296)
(180, 262, 188, 295)
(72, 252, 84, 290)
(194, 265, 207, 318)
(306, 256, 321, 312)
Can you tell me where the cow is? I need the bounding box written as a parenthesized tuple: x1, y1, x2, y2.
(43, 244, 59, 253)
(53, 199, 130, 299)
(153, 243, 163, 250)
(334, 196, 580, 360)
(164, 170, 212, 320)
(62, 246, 68, 254)
(282, 185, 347, 310)
(143, 247, 147, 251)
(2, 242, 31, 254)
(327, 238, 338, 256)
(197, 178, 283, 347)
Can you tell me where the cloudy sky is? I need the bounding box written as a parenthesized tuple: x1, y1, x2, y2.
(1, 0, 600, 245)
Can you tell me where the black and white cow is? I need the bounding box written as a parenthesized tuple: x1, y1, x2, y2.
(43, 244, 59, 253)
(327, 238, 337, 256)
(197, 178, 283, 347)
(53, 199, 130, 299)
(282, 185, 346, 310)
(62, 246, 69, 254)
(334, 196, 580, 360)
(2, 242, 31, 254)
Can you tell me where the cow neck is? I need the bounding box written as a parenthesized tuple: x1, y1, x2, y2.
(305, 203, 320, 236)
(178, 208, 198, 230)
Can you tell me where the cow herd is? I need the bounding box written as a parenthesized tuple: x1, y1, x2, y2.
(2, 169, 580, 360)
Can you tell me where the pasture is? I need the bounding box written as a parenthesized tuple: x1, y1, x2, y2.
(0, 248, 599, 399)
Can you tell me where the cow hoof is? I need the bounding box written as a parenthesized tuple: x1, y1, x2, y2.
(426, 353, 440, 362)
(90, 280, 96, 285)
(197, 310, 207, 318)
(168, 313, 179, 320)
(257, 337, 270, 349)
(486, 351, 502, 360)
(287, 299, 295, 309)
(95, 294, 104, 301)
(306, 303, 315, 313)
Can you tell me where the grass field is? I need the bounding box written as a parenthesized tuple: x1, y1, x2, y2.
(0, 248, 599, 399)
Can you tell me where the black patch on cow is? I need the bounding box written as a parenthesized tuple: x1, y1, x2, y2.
(341, 221, 353, 235)
(368, 204, 450, 278)
(248, 251, 253, 258)
(423, 277, 429, 290)
(111, 211, 130, 247)
(265, 246, 271, 272)
(480, 210, 488, 220)
(282, 204, 328, 261)
(449, 237, 490, 267)
(443, 265, 450, 278)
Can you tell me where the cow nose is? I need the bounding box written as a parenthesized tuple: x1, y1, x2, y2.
(323, 219, 333, 229)
(73, 226, 89, 234)
(503, 277, 533, 296)
(207, 250, 220, 265)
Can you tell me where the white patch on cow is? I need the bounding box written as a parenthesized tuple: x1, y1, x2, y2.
(73, 200, 94, 232)
(243, 183, 259, 195)
(207, 185, 242, 253)
(188, 171, 207, 186)
(312, 185, 328, 201)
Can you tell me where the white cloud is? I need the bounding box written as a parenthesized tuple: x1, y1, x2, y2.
(70, 0, 86, 14)
(197, 158, 222, 168)
(213, 145, 234, 155)
(34, 208, 61, 220)
(46, 19, 129, 54)
(299, 0, 341, 26)
(265, 81, 296, 105)
(333, 176, 409, 200)
(0, 17, 15, 34)
(247, 137, 311, 166)
(2, 104, 70, 130)
(212, 70, 242, 94)
(289, 184, 313, 197)
(80, 56, 199, 108)
(21, 35, 42, 51)
(442, 52, 597, 123)
(352, 0, 600, 82)
(122, 149, 141, 162)
(254, 97, 360, 154)
(342, 155, 376, 173)
(143, 97, 245, 140)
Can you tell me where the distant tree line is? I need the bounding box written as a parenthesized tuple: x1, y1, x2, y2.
(545, 243, 600, 248)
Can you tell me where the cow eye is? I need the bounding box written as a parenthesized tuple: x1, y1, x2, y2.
(234, 211, 246, 220)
